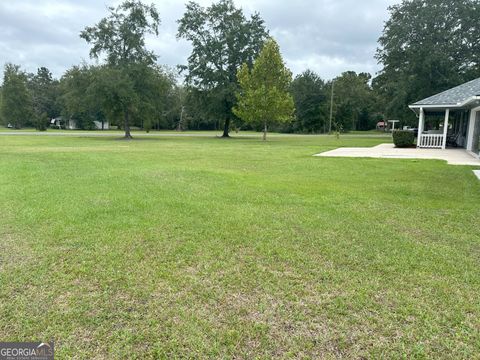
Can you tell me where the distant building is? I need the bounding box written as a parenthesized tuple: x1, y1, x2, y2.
(376, 121, 386, 131)
(94, 120, 109, 130)
(50, 117, 109, 130)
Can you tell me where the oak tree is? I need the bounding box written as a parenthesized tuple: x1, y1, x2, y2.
(80, 0, 161, 138)
(177, 0, 268, 137)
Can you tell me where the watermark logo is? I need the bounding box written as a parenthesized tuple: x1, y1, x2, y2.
(0, 342, 54, 360)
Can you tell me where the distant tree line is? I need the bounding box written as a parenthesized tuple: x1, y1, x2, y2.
(0, 62, 183, 132)
(1, 0, 480, 134)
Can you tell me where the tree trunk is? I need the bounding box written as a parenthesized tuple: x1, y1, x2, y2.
(222, 116, 230, 138)
(263, 121, 267, 141)
(124, 110, 132, 139)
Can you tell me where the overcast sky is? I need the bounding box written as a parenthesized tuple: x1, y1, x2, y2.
(0, 0, 400, 81)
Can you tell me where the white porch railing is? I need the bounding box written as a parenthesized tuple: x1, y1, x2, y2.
(418, 134, 444, 148)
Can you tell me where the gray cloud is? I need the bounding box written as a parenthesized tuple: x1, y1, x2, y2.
(237, 0, 399, 78)
(0, 0, 399, 81)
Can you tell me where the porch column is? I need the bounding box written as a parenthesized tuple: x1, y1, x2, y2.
(442, 109, 450, 150)
(466, 109, 477, 151)
(417, 107, 425, 148)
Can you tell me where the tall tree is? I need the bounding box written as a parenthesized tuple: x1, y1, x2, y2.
(59, 63, 176, 131)
(332, 71, 375, 131)
(92, 64, 175, 133)
(290, 70, 327, 133)
(133, 65, 177, 132)
(234, 38, 295, 141)
(80, 0, 161, 139)
(0, 87, 3, 125)
(28, 67, 60, 129)
(375, 0, 480, 122)
(177, 0, 268, 137)
(59, 64, 103, 130)
(1, 64, 32, 129)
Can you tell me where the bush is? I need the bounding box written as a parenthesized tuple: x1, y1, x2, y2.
(392, 130, 415, 148)
(35, 112, 49, 131)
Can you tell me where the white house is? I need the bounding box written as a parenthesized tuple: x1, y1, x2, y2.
(50, 118, 109, 130)
(409, 78, 480, 158)
(93, 120, 110, 130)
(51, 117, 77, 130)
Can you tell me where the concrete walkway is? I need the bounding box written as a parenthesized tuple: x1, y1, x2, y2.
(315, 143, 480, 166)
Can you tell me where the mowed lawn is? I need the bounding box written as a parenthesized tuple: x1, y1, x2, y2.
(0, 133, 479, 359)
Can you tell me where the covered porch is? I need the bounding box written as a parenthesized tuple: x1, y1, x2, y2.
(409, 77, 480, 156)
(415, 106, 480, 156)
(416, 107, 472, 150)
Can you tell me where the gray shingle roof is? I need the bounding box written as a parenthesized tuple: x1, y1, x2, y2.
(411, 77, 480, 106)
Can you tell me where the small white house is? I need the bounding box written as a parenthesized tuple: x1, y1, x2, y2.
(50, 118, 109, 130)
(51, 117, 77, 130)
(409, 78, 480, 158)
(93, 120, 109, 130)
(66, 119, 77, 130)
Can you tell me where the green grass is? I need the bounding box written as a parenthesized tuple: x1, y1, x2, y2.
(0, 127, 392, 137)
(0, 133, 479, 358)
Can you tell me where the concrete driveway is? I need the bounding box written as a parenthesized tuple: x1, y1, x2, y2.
(315, 143, 480, 166)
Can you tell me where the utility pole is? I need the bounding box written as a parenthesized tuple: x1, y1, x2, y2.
(329, 79, 335, 133)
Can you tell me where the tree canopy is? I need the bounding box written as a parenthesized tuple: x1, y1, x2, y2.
(332, 71, 377, 132)
(28, 67, 60, 130)
(375, 0, 480, 122)
(59, 65, 105, 130)
(80, 0, 160, 66)
(1, 64, 32, 129)
(81, 0, 162, 138)
(290, 70, 327, 133)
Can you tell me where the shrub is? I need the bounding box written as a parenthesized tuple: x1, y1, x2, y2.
(392, 130, 415, 148)
(35, 112, 49, 131)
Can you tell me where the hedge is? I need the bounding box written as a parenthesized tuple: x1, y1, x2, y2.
(392, 130, 415, 148)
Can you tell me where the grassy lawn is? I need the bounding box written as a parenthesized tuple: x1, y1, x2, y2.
(0, 133, 479, 358)
(0, 128, 393, 138)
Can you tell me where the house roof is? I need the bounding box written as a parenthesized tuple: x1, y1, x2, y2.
(410, 77, 480, 108)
